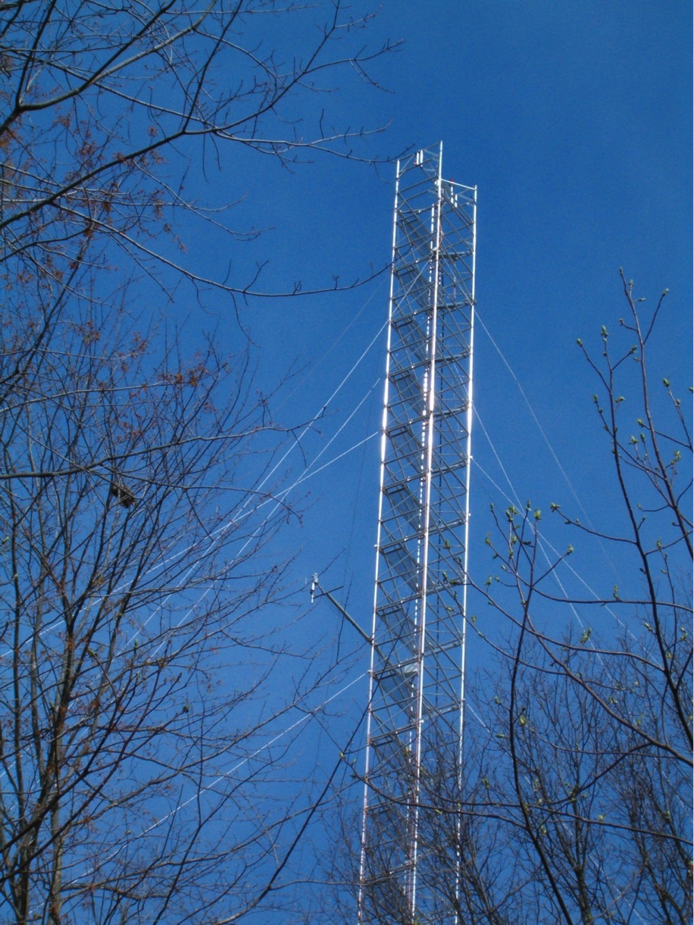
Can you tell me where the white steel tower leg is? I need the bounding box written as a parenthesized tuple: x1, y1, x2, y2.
(358, 143, 476, 925)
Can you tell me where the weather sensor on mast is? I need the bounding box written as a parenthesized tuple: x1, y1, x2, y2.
(358, 142, 477, 924)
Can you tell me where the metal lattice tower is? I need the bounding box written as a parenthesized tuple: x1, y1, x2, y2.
(359, 143, 476, 924)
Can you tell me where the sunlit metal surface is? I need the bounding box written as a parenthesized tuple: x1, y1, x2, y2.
(359, 142, 476, 925)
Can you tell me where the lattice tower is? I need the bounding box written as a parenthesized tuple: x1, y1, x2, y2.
(359, 143, 476, 924)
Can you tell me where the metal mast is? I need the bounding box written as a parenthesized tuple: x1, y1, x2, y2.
(359, 143, 476, 924)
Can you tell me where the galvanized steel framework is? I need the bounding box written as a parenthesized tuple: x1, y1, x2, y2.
(359, 143, 476, 924)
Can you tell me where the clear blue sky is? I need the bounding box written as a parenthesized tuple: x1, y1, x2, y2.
(175, 2, 691, 914)
(214, 0, 692, 638)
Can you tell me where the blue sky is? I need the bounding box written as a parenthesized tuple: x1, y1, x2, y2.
(213, 0, 692, 628)
(169, 1, 691, 913)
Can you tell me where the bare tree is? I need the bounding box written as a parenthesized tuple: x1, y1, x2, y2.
(453, 277, 692, 924)
(0, 0, 395, 307)
(0, 6, 397, 920)
(0, 296, 352, 923)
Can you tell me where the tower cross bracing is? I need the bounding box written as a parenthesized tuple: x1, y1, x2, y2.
(359, 143, 476, 925)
